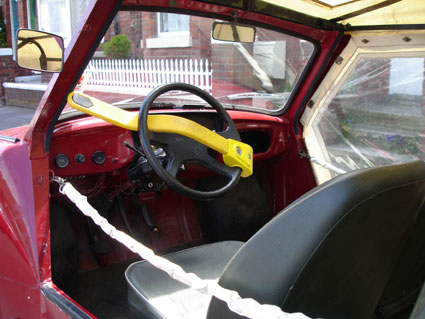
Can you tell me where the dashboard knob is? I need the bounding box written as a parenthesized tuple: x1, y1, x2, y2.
(92, 151, 106, 165)
(55, 153, 69, 168)
(75, 153, 86, 163)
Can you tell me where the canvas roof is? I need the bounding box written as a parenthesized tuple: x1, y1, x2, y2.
(260, 0, 425, 27)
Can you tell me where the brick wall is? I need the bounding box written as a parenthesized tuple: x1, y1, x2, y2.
(17, 0, 29, 29)
(1, 0, 33, 104)
(354, 59, 390, 103)
(211, 43, 259, 97)
(211, 33, 305, 97)
(2, 0, 29, 48)
(141, 13, 212, 60)
(3, 86, 44, 108)
(0, 54, 29, 82)
(0, 53, 31, 103)
(103, 12, 213, 60)
(103, 11, 144, 58)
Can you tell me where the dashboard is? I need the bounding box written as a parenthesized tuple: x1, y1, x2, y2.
(50, 110, 289, 177)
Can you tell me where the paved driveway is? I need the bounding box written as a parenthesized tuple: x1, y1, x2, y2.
(0, 105, 34, 131)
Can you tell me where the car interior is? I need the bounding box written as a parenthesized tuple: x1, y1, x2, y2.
(16, 2, 425, 319)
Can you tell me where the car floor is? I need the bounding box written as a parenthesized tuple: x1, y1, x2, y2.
(75, 260, 138, 319)
(50, 170, 273, 318)
(73, 240, 207, 319)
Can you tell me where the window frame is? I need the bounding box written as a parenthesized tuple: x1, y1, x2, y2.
(156, 12, 190, 38)
(9, 0, 19, 59)
(37, 0, 72, 45)
(146, 13, 192, 48)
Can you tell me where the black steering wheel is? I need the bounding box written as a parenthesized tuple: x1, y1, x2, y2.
(138, 83, 242, 200)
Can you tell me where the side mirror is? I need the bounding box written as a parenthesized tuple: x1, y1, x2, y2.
(16, 29, 64, 72)
(212, 22, 255, 43)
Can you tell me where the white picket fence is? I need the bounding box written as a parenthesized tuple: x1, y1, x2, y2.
(82, 58, 212, 95)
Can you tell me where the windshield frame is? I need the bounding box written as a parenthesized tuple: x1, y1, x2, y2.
(59, 7, 319, 120)
(30, 1, 335, 155)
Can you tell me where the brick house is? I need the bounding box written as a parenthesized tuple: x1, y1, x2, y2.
(0, 0, 89, 107)
(101, 11, 308, 99)
(0, 2, 308, 107)
(0, 0, 33, 106)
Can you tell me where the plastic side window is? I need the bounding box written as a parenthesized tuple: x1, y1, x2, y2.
(302, 38, 425, 184)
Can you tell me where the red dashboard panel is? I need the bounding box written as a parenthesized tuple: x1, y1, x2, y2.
(229, 111, 289, 161)
(50, 117, 134, 177)
(50, 111, 289, 177)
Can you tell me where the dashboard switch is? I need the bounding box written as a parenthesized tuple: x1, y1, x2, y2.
(92, 151, 106, 165)
(75, 153, 87, 163)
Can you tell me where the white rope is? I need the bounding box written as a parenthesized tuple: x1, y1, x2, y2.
(58, 180, 310, 319)
(309, 156, 346, 175)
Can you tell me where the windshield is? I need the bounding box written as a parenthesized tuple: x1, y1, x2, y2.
(62, 10, 314, 115)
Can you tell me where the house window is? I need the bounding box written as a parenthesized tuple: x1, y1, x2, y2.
(38, 0, 71, 43)
(157, 13, 189, 37)
(146, 13, 192, 48)
(27, 0, 38, 29)
(70, 0, 90, 34)
(37, 0, 89, 47)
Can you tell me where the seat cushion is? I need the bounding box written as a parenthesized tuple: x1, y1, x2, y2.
(207, 161, 425, 318)
(126, 241, 243, 319)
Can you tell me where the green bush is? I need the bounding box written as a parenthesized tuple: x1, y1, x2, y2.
(103, 34, 131, 59)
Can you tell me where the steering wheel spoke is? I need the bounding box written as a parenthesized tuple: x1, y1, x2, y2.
(216, 126, 239, 141)
(148, 131, 172, 146)
(199, 152, 239, 178)
(165, 156, 183, 178)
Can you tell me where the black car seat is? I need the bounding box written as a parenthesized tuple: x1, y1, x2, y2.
(126, 161, 425, 319)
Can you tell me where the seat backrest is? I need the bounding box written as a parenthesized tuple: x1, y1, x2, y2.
(207, 161, 425, 319)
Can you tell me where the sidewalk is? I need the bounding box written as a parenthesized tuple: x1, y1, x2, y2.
(0, 104, 35, 131)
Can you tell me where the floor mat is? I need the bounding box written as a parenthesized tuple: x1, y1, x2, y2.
(75, 260, 138, 319)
